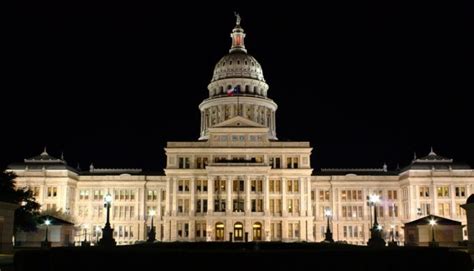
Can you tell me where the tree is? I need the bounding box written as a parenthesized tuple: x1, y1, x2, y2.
(0, 170, 41, 232)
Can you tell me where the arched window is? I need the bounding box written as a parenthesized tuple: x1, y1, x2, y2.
(253, 86, 257, 93)
(230, 61, 233, 65)
(245, 61, 248, 65)
(245, 85, 250, 93)
(237, 60, 240, 65)
(220, 86, 224, 94)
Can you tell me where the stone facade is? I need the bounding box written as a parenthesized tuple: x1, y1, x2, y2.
(7, 16, 474, 246)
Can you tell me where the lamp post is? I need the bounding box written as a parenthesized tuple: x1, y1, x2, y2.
(323, 208, 334, 243)
(81, 224, 90, 247)
(41, 218, 52, 248)
(99, 193, 116, 246)
(367, 194, 386, 247)
(428, 217, 438, 247)
(147, 209, 156, 243)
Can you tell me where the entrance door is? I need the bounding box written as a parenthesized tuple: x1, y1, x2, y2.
(234, 222, 243, 241)
(253, 222, 262, 241)
(215, 223, 225, 241)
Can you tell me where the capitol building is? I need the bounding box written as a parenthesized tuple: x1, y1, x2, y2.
(8, 16, 474, 245)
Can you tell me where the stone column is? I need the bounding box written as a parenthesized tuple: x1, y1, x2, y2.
(190, 178, 196, 215)
(165, 178, 171, 216)
(207, 177, 214, 214)
(282, 178, 287, 216)
(307, 178, 312, 216)
(226, 176, 232, 214)
(245, 176, 251, 213)
(172, 178, 177, 216)
(299, 177, 305, 216)
(264, 176, 270, 214)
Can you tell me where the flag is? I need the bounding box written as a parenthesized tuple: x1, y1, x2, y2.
(227, 85, 240, 96)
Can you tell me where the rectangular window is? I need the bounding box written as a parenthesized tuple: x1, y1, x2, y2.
(438, 203, 450, 216)
(437, 186, 449, 198)
(178, 157, 190, 169)
(419, 186, 430, 198)
(319, 190, 330, 201)
(388, 190, 398, 200)
(455, 187, 466, 197)
(269, 157, 281, 169)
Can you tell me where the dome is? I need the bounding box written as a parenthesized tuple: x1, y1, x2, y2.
(466, 194, 474, 204)
(211, 52, 265, 82)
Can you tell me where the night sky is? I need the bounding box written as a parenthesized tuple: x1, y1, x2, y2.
(5, 2, 472, 172)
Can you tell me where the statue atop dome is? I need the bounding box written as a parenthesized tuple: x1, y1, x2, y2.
(234, 12, 241, 25)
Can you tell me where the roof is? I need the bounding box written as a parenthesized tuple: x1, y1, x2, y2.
(38, 215, 74, 226)
(401, 148, 471, 171)
(404, 215, 462, 226)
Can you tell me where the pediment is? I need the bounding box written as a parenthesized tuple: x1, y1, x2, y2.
(213, 116, 265, 128)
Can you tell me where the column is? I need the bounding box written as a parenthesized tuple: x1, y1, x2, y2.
(282, 178, 287, 216)
(450, 184, 456, 218)
(190, 178, 196, 215)
(172, 178, 177, 216)
(226, 176, 232, 213)
(264, 176, 270, 214)
(306, 178, 312, 216)
(299, 177, 305, 216)
(245, 176, 251, 213)
(165, 179, 171, 216)
(207, 177, 214, 213)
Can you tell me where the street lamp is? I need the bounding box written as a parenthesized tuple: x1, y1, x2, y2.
(428, 217, 438, 247)
(323, 208, 334, 243)
(81, 224, 90, 247)
(147, 209, 156, 243)
(367, 194, 386, 247)
(99, 193, 116, 247)
(41, 218, 52, 248)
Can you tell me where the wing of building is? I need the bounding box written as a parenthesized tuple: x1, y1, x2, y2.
(8, 17, 474, 245)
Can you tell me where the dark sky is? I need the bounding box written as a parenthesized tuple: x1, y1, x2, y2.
(4, 2, 472, 172)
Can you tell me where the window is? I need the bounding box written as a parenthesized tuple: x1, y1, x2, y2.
(47, 187, 57, 198)
(233, 180, 244, 192)
(270, 180, 281, 193)
(286, 157, 299, 168)
(93, 190, 103, 200)
(341, 190, 362, 201)
(456, 203, 466, 217)
(342, 206, 363, 218)
(388, 204, 399, 217)
(455, 187, 466, 197)
(233, 199, 244, 212)
(438, 203, 450, 216)
(214, 179, 226, 192)
(195, 222, 206, 238)
(288, 222, 299, 238)
(287, 180, 299, 193)
(178, 180, 190, 192)
(32, 187, 40, 198)
(419, 186, 430, 198)
(387, 190, 398, 200)
(251, 199, 263, 212)
(214, 199, 226, 212)
(437, 186, 449, 198)
(319, 190, 330, 201)
(147, 190, 158, 201)
(79, 190, 89, 200)
(420, 203, 431, 216)
(178, 157, 190, 168)
(177, 199, 190, 213)
(196, 157, 209, 169)
(269, 157, 281, 169)
(251, 180, 263, 193)
(196, 180, 208, 193)
(196, 199, 208, 213)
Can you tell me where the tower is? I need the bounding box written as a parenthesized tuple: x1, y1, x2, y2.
(199, 14, 278, 140)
